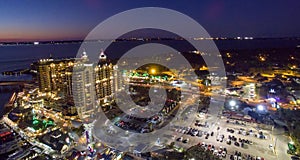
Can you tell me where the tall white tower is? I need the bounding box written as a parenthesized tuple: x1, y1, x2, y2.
(73, 50, 96, 121)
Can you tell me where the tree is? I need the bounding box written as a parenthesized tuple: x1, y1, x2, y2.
(185, 145, 220, 160)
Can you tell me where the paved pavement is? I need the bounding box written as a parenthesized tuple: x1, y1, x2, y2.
(159, 97, 291, 160)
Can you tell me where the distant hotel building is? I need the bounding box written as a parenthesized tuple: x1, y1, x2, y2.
(35, 50, 123, 119)
(36, 56, 74, 98)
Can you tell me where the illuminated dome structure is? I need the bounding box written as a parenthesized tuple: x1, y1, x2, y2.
(99, 50, 107, 61)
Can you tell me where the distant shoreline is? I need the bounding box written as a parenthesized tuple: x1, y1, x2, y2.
(1, 37, 300, 46)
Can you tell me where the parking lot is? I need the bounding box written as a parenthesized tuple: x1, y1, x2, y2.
(163, 111, 285, 160)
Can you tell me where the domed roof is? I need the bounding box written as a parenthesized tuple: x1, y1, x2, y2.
(98, 50, 108, 66)
(99, 50, 107, 60)
(81, 49, 88, 59)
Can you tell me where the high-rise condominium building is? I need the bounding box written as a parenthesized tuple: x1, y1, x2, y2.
(36, 56, 74, 97)
(35, 50, 124, 119)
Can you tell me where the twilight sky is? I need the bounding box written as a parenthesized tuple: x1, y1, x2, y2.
(0, 0, 300, 41)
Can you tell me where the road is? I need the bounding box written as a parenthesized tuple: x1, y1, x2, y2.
(271, 127, 291, 160)
(2, 115, 56, 156)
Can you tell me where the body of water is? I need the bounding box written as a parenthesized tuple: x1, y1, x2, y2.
(0, 38, 299, 111)
(0, 39, 299, 73)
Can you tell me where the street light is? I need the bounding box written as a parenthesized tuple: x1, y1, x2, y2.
(257, 104, 264, 111)
(229, 100, 236, 107)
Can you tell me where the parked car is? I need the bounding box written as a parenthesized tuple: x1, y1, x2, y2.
(291, 156, 300, 160)
(234, 142, 240, 147)
(176, 137, 183, 142)
(221, 151, 226, 158)
(182, 138, 189, 143)
(227, 139, 231, 145)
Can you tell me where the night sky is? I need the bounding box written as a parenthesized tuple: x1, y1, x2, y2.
(1, 0, 300, 41)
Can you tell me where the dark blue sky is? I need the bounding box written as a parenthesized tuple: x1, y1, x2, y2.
(1, 0, 300, 41)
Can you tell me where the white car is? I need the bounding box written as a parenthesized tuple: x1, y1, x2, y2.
(234, 155, 238, 160)
(181, 129, 186, 133)
(213, 150, 218, 155)
(269, 144, 273, 148)
(192, 130, 198, 136)
(213, 150, 219, 155)
(221, 151, 226, 158)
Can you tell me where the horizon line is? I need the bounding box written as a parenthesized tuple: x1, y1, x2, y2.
(1, 36, 300, 43)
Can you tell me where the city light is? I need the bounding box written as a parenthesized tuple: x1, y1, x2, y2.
(150, 68, 156, 74)
(257, 105, 264, 111)
(291, 65, 297, 69)
(259, 56, 266, 62)
(229, 100, 236, 107)
(0, 3, 298, 160)
(269, 89, 275, 94)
